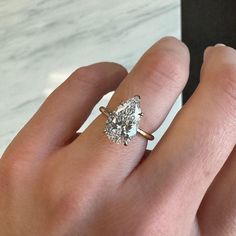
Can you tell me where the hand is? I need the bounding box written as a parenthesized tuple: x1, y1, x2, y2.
(1, 37, 236, 236)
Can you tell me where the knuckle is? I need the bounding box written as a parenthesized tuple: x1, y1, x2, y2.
(47, 184, 94, 223)
(52, 191, 83, 220)
(43, 176, 89, 220)
(142, 49, 188, 91)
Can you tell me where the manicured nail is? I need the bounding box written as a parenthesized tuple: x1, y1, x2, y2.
(215, 43, 226, 47)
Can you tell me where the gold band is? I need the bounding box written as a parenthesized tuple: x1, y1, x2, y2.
(137, 128, 154, 141)
(99, 106, 154, 141)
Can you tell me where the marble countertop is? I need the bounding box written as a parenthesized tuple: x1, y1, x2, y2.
(0, 0, 180, 155)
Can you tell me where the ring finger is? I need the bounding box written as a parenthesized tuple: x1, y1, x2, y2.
(68, 37, 190, 180)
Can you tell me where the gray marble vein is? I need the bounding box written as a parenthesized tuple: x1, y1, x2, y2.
(0, 0, 180, 155)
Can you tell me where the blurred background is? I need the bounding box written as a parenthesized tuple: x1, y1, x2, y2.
(0, 0, 180, 155)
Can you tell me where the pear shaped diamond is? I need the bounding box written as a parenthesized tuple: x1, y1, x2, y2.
(104, 95, 143, 145)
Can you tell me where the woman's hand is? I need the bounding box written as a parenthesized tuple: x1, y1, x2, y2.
(1, 37, 236, 236)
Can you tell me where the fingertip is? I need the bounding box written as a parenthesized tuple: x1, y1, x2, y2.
(74, 62, 128, 92)
(104, 62, 128, 90)
(203, 46, 214, 62)
(157, 36, 190, 56)
(203, 44, 236, 67)
(144, 37, 190, 78)
(106, 62, 128, 81)
(88, 62, 128, 79)
(204, 43, 226, 62)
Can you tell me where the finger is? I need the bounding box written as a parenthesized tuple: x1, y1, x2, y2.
(198, 145, 236, 235)
(68, 37, 190, 180)
(132, 44, 236, 229)
(3, 62, 127, 160)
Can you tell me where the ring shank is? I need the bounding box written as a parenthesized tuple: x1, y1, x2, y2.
(99, 106, 154, 141)
(137, 128, 154, 141)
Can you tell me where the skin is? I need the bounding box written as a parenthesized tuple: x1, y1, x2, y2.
(0, 36, 236, 236)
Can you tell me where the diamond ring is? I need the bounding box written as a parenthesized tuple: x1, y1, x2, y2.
(99, 95, 154, 146)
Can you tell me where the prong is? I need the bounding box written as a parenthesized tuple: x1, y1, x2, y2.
(134, 95, 141, 99)
(99, 106, 112, 116)
(139, 112, 144, 117)
(124, 138, 131, 146)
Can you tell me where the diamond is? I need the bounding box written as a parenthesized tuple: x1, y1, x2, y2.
(104, 95, 143, 145)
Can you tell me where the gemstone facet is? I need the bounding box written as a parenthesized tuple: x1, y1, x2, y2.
(104, 95, 143, 145)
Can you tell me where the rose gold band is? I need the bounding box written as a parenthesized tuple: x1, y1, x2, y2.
(137, 128, 154, 141)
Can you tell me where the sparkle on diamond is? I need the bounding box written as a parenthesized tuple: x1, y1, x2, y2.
(104, 95, 142, 145)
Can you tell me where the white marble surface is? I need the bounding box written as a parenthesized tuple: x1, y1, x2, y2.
(0, 0, 181, 155)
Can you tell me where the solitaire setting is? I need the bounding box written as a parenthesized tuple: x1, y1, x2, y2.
(99, 95, 154, 145)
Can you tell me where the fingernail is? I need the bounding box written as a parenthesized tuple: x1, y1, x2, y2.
(215, 43, 226, 47)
